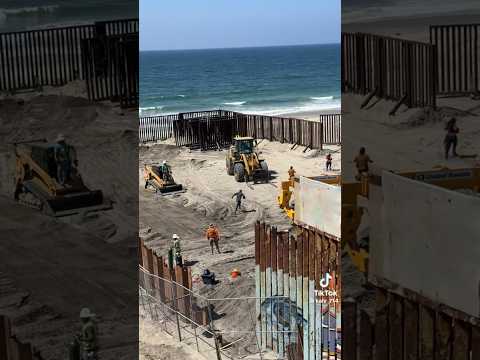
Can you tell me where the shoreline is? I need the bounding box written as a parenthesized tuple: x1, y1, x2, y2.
(343, 11, 480, 42)
(277, 108, 341, 121)
(139, 107, 341, 122)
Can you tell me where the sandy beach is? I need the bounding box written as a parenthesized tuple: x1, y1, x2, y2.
(279, 108, 341, 122)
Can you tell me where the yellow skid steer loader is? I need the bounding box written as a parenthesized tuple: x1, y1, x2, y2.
(13, 140, 111, 217)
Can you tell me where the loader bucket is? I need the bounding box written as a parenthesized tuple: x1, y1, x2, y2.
(22, 180, 112, 217)
(252, 169, 269, 183)
(159, 183, 183, 194)
(46, 190, 111, 217)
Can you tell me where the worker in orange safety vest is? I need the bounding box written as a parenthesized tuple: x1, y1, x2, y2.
(206, 223, 221, 255)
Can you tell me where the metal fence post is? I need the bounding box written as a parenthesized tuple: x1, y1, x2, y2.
(320, 122, 324, 151)
(171, 278, 182, 342)
(193, 325, 200, 353)
(207, 300, 223, 360)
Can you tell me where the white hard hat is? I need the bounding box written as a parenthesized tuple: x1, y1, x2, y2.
(55, 134, 65, 142)
(79, 307, 95, 319)
(172, 234, 179, 239)
(163, 160, 167, 165)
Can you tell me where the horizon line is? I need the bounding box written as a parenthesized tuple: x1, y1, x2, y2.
(140, 42, 340, 52)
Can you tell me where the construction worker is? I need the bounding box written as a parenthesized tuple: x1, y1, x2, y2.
(232, 189, 246, 214)
(53, 134, 77, 185)
(206, 223, 221, 254)
(201, 269, 216, 285)
(143, 165, 150, 189)
(326, 153, 332, 171)
(172, 234, 183, 266)
(444, 117, 459, 159)
(160, 160, 170, 181)
(354, 147, 373, 181)
(288, 166, 296, 180)
(77, 308, 97, 360)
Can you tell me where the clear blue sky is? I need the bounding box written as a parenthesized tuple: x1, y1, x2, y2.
(140, 0, 340, 51)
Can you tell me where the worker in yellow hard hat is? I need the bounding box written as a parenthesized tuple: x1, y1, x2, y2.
(288, 166, 296, 180)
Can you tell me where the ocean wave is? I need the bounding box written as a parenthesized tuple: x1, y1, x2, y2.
(139, 95, 340, 117)
(140, 106, 164, 111)
(140, 106, 165, 115)
(0, 5, 59, 24)
(0, 5, 59, 17)
(241, 98, 341, 116)
(223, 101, 246, 106)
(311, 96, 334, 101)
(177, 94, 186, 98)
(32, 20, 93, 30)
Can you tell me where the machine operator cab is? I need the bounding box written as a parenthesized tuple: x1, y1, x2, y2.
(233, 136, 256, 155)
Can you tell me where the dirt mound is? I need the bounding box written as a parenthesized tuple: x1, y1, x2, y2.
(400, 106, 472, 128)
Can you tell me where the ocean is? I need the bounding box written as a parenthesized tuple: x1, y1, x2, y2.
(0, 0, 137, 32)
(140, 44, 340, 117)
(343, 0, 480, 23)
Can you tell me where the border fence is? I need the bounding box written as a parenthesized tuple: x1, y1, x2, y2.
(430, 24, 480, 95)
(343, 24, 480, 109)
(320, 114, 342, 145)
(174, 110, 237, 150)
(255, 222, 341, 360)
(1, 315, 43, 360)
(139, 239, 209, 326)
(343, 283, 480, 360)
(82, 33, 139, 107)
(139, 237, 288, 360)
(0, 18, 138, 107)
(139, 110, 342, 150)
(342, 32, 437, 110)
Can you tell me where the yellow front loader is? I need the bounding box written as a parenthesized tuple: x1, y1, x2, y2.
(226, 136, 269, 183)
